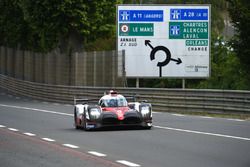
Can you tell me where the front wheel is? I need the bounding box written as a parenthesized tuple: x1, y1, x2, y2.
(82, 110, 90, 131)
(74, 110, 80, 129)
(143, 122, 152, 130)
(143, 126, 152, 130)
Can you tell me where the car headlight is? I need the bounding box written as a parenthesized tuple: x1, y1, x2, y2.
(89, 108, 101, 119)
(140, 106, 150, 116)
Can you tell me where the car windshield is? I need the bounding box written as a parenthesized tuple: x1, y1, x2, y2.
(103, 97, 127, 107)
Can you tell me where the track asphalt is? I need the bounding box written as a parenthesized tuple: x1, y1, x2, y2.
(1, 88, 250, 167)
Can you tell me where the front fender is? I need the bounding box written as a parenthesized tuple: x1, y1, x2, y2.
(75, 104, 85, 118)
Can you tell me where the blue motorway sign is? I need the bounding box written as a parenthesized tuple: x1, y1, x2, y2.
(170, 25, 180, 36)
(170, 9, 208, 20)
(119, 10, 163, 22)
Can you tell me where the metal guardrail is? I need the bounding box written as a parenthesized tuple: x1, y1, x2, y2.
(1, 74, 250, 114)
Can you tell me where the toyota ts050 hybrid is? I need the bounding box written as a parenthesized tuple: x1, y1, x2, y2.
(74, 90, 152, 130)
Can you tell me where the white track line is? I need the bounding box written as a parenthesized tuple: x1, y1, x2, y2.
(227, 119, 245, 122)
(1, 103, 249, 142)
(42, 138, 56, 142)
(116, 160, 140, 167)
(172, 114, 185, 117)
(200, 116, 213, 119)
(0, 103, 247, 123)
(88, 151, 106, 157)
(62, 144, 79, 149)
(0, 104, 73, 117)
(8, 128, 19, 132)
(154, 125, 250, 141)
(23, 132, 36, 136)
(0, 125, 6, 128)
(9, 129, 37, 138)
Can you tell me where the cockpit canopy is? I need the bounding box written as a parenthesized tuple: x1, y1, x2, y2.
(99, 95, 128, 107)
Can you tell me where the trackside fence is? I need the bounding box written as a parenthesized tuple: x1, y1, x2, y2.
(1, 74, 250, 114)
(0, 46, 125, 87)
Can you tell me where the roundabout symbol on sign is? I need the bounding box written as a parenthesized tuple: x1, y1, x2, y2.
(145, 40, 182, 77)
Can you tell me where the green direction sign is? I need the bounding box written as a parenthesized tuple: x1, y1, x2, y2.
(119, 23, 154, 36)
(186, 40, 208, 46)
(169, 22, 208, 39)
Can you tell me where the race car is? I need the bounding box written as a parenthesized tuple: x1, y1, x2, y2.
(74, 90, 152, 130)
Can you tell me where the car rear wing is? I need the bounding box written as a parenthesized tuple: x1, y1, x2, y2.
(125, 95, 149, 103)
(103, 90, 137, 102)
(125, 96, 136, 102)
(74, 98, 99, 105)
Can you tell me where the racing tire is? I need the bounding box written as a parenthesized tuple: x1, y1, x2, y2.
(82, 110, 89, 131)
(144, 126, 152, 130)
(74, 109, 81, 130)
